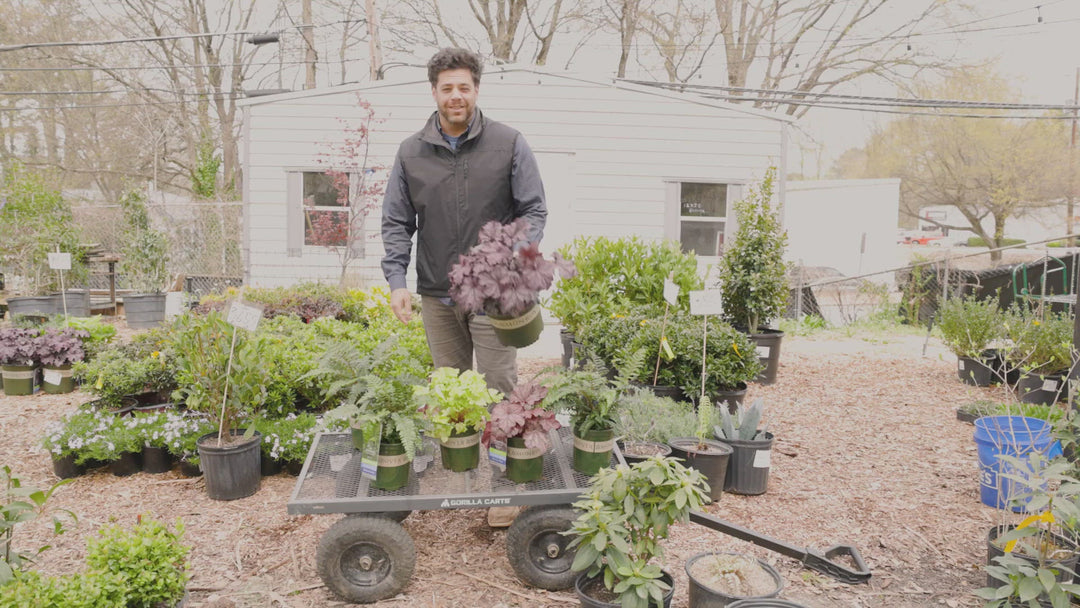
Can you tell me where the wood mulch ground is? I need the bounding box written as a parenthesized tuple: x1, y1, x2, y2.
(0, 330, 1019, 607)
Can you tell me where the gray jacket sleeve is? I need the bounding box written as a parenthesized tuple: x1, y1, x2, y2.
(511, 135, 547, 244)
(380, 153, 416, 291)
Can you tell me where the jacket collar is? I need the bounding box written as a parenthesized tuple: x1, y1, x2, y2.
(419, 108, 485, 149)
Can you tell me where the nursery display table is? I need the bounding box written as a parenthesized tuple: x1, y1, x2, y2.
(288, 427, 621, 603)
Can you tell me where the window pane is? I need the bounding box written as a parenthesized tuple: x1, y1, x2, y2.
(680, 221, 724, 256)
(304, 172, 345, 207)
(680, 183, 727, 218)
(304, 209, 349, 246)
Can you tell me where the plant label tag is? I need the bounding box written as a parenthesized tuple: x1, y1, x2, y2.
(663, 278, 679, 306)
(1043, 379, 1058, 392)
(94, 373, 104, 390)
(43, 370, 62, 386)
(226, 300, 263, 332)
(958, 360, 965, 371)
(47, 252, 72, 270)
(488, 439, 507, 471)
(755, 346, 770, 358)
(164, 292, 184, 318)
(689, 290, 723, 316)
(660, 336, 675, 362)
(328, 454, 350, 473)
(360, 423, 381, 480)
(753, 450, 771, 469)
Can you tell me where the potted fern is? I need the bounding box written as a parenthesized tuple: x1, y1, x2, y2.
(713, 398, 774, 495)
(415, 367, 500, 472)
(542, 366, 620, 476)
(482, 381, 560, 483)
(448, 218, 575, 348)
(667, 397, 733, 502)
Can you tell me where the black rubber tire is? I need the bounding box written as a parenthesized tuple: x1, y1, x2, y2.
(316, 515, 416, 603)
(335, 455, 411, 522)
(505, 505, 579, 590)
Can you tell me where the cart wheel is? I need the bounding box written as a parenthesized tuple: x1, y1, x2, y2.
(317, 515, 416, 603)
(336, 455, 411, 522)
(506, 505, 579, 590)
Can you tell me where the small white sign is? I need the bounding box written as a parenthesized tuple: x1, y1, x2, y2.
(755, 346, 771, 359)
(689, 290, 723, 316)
(43, 369, 62, 385)
(1043, 379, 1059, 392)
(164, 292, 184, 318)
(226, 300, 263, 331)
(47, 253, 72, 270)
(663, 279, 679, 306)
(958, 360, 965, 371)
(753, 449, 771, 469)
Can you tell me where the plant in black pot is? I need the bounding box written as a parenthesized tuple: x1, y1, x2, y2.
(715, 167, 790, 385)
(614, 388, 696, 465)
(415, 367, 500, 472)
(566, 456, 710, 608)
(41, 409, 107, 479)
(36, 327, 88, 394)
(86, 515, 191, 608)
(73, 347, 162, 414)
(448, 218, 576, 348)
(170, 311, 266, 500)
(76, 414, 145, 476)
(482, 381, 561, 483)
(938, 294, 1007, 387)
(668, 397, 733, 502)
(542, 366, 621, 476)
(684, 552, 785, 607)
(117, 188, 171, 329)
(1005, 308, 1072, 405)
(714, 398, 774, 495)
(0, 327, 40, 396)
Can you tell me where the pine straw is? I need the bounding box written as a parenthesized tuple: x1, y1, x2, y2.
(1, 333, 1009, 607)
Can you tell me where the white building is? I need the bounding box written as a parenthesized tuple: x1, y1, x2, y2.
(237, 67, 791, 288)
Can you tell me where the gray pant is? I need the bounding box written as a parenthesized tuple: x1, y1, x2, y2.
(420, 296, 517, 396)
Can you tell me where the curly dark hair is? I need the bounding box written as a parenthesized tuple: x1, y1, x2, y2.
(427, 47, 483, 86)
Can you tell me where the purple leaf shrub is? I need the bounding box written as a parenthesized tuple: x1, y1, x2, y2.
(482, 381, 561, 452)
(448, 219, 576, 318)
(0, 328, 40, 366)
(36, 328, 89, 366)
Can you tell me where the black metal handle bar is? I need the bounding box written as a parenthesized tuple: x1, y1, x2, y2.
(689, 510, 871, 585)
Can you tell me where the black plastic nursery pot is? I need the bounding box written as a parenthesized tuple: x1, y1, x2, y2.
(727, 600, 808, 608)
(685, 552, 784, 608)
(573, 427, 615, 476)
(630, 381, 689, 403)
(178, 460, 202, 477)
(261, 456, 283, 476)
(1017, 372, 1067, 405)
(124, 293, 167, 329)
(744, 329, 784, 385)
(374, 441, 411, 491)
(575, 570, 675, 608)
(985, 525, 1078, 590)
(489, 304, 544, 348)
(668, 438, 733, 501)
(284, 459, 303, 476)
(957, 355, 996, 387)
(439, 429, 482, 472)
(110, 452, 143, 477)
(505, 436, 544, 483)
(51, 454, 83, 479)
(2, 365, 37, 396)
(41, 364, 75, 394)
(714, 384, 747, 414)
(718, 432, 774, 495)
(197, 430, 262, 501)
(618, 441, 673, 466)
(141, 446, 174, 474)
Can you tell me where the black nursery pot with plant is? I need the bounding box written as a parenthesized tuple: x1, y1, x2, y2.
(575, 571, 675, 608)
(685, 552, 784, 608)
(197, 431, 262, 501)
(668, 438, 732, 501)
(957, 351, 998, 387)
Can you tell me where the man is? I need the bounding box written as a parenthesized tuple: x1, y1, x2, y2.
(381, 47, 547, 398)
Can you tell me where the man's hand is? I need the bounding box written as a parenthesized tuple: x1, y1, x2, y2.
(390, 288, 413, 323)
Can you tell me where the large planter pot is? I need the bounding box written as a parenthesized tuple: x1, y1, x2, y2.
(489, 304, 544, 348)
(49, 290, 90, 317)
(439, 429, 482, 472)
(668, 438, 733, 502)
(373, 441, 412, 491)
(2, 364, 37, 396)
(142, 445, 174, 474)
(618, 440, 673, 466)
(125, 293, 167, 329)
(51, 454, 84, 479)
(575, 570, 675, 608)
(5, 295, 55, 317)
(197, 430, 262, 501)
(110, 452, 143, 477)
(41, 364, 75, 394)
(573, 427, 615, 476)
(505, 436, 544, 483)
(744, 329, 784, 385)
(957, 353, 997, 387)
(714, 384, 747, 414)
(685, 552, 784, 607)
(717, 432, 774, 495)
(986, 525, 1078, 596)
(1017, 371, 1067, 405)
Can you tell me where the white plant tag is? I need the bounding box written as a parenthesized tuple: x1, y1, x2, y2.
(226, 300, 263, 331)
(1043, 379, 1059, 392)
(689, 290, 723, 316)
(47, 252, 71, 270)
(488, 439, 507, 471)
(360, 423, 382, 481)
(753, 450, 771, 469)
(663, 278, 679, 306)
(958, 360, 965, 371)
(43, 370, 62, 385)
(329, 454, 350, 473)
(164, 292, 184, 318)
(755, 346, 770, 358)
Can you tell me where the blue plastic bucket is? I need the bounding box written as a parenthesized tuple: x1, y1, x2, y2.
(973, 415, 1062, 511)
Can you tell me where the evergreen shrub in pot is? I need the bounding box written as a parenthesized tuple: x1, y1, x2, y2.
(415, 368, 499, 472)
(118, 188, 171, 329)
(482, 381, 560, 483)
(937, 295, 1006, 386)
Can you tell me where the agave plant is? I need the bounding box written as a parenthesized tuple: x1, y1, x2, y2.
(715, 397, 767, 441)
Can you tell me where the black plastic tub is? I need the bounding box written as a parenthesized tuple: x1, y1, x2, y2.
(718, 432, 774, 495)
(197, 431, 261, 501)
(668, 438, 732, 501)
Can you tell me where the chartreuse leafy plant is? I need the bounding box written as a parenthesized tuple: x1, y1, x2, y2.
(1005, 307, 1073, 375)
(937, 295, 1005, 359)
(415, 368, 500, 442)
(1, 465, 75, 584)
(567, 457, 710, 608)
(715, 167, 790, 333)
(86, 516, 190, 608)
(0, 571, 128, 608)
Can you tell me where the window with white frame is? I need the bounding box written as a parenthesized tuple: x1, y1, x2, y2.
(678, 182, 731, 257)
(302, 171, 350, 247)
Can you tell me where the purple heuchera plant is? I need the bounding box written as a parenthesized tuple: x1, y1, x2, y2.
(482, 381, 561, 452)
(36, 328, 89, 366)
(0, 328, 40, 366)
(448, 219, 576, 318)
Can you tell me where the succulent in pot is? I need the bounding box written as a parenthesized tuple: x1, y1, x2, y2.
(482, 381, 561, 482)
(415, 367, 500, 472)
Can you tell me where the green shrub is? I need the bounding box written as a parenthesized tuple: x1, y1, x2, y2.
(0, 465, 75, 584)
(1005, 307, 1073, 375)
(73, 348, 167, 407)
(614, 390, 697, 444)
(967, 236, 1025, 248)
(937, 295, 1005, 358)
(0, 571, 128, 608)
(85, 516, 190, 608)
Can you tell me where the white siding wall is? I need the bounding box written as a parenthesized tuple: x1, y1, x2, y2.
(242, 70, 785, 288)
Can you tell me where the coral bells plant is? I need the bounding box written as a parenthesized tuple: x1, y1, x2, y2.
(36, 328, 89, 367)
(0, 328, 39, 366)
(449, 219, 576, 318)
(483, 382, 560, 452)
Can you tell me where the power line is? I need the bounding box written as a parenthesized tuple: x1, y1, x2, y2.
(0, 58, 318, 73)
(0, 96, 243, 114)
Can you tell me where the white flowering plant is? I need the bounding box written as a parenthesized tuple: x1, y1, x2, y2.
(76, 414, 144, 463)
(254, 413, 319, 463)
(162, 414, 215, 466)
(41, 409, 111, 460)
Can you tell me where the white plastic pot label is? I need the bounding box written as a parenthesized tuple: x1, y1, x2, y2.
(958, 360, 965, 371)
(756, 346, 770, 359)
(226, 300, 263, 332)
(488, 439, 507, 471)
(1043, 379, 1059, 392)
(753, 449, 771, 469)
(43, 370, 62, 385)
(689, 290, 723, 316)
(47, 252, 72, 270)
(663, 279, 679, 306)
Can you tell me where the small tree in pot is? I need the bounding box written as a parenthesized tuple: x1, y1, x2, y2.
(482, 381, 561, 483)
(715, 167, 790, 384)
(937, 295, 1006, 387)
(415, 367, 500, 472)
(668, 397, 733, 502)
(448, 218, 576, 348)
(118, 188, 171, 329)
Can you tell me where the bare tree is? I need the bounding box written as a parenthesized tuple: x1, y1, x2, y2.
(605, 0, 649, 78)
(639, 0, 717, 83)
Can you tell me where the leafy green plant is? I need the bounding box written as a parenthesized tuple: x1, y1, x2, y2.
(0, 465, 75, 584)
(1005, 308, 1073, 375)
(0, 571, 128, 608)
(86, 516, 190, 608)
(542, 366, 621, 436)
(567, 457, 710, 608)
(73, 347, 167, 407)
(937, 295, 1005, 358)
(715, 167, 789, 332)
(693, 397, 721, 447)
(715, 397, 768, 441)
(415, 368, 499, 441)
(117, 188, 170, 294)
(77, 415, 145, 463)
(614, 389, 696, 445)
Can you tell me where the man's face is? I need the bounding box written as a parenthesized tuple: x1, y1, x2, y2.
(432, 68, 478, 136)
